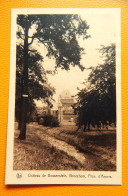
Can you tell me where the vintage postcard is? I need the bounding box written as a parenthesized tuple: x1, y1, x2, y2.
(5, 8, 121, 185)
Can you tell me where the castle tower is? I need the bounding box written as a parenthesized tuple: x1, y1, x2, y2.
(58, 90, 74, 122)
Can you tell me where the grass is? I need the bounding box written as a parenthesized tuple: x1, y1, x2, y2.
(13, 124, 85, 170)
(45, 125, 116, 171)
(13, 123, 116, 171)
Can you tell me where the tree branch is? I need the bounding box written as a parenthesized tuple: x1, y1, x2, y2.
(28, 37, 35, 46)
(28, 48, 37, 52)
(17, 32, 25, 40)
(28, 33, 38, 46)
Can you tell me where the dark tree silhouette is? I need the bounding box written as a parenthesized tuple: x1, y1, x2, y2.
(75, 44, 116, 131)
(16, 44, 55, 129)
(17, 14, 90, 139)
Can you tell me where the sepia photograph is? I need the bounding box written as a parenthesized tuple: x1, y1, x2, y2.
(5, 8, 121, 185)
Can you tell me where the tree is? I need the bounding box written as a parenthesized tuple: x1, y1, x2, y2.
(16, 44, 55, 128)
(17, 14, 90, 139)
(75, 43, 116, 131)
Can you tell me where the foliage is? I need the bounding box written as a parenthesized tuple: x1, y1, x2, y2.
(38, 114, 60, 127)
(15, 44, 55, 123)
(75, 44, 116, 131)
(17, 14, 90, 71)
(16, 14, 90, 139)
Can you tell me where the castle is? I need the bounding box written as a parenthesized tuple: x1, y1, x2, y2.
(37, 90, 76, 123)
(58, 90, 75, 122)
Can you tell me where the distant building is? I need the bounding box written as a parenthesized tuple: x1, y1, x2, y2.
(58, 90, 75, 122)
(37, 90, 76, 123)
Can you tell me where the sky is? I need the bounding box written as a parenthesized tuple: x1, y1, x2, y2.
(34, 11, 116, 108)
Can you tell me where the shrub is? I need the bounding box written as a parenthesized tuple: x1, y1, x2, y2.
(39, 114, 60, 127)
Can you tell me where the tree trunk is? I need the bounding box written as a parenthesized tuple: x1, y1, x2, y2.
(18, 77, 23, 130)
(83, 124, 86, 132)
(18, 26, 29, 140)
(87, 122, 90, 131)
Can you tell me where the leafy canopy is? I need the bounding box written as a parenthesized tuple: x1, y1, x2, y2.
(75, 43, 116, 130)
(17, 14, 90, 71)
(15, 44, 55, 122)
(16, 14, 90, 139)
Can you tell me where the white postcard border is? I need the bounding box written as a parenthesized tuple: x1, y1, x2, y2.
(5, 8, 121, 185)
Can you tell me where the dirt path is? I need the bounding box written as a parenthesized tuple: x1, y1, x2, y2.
(37, 130, 86, 165)
(27, 123, 116, 171)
